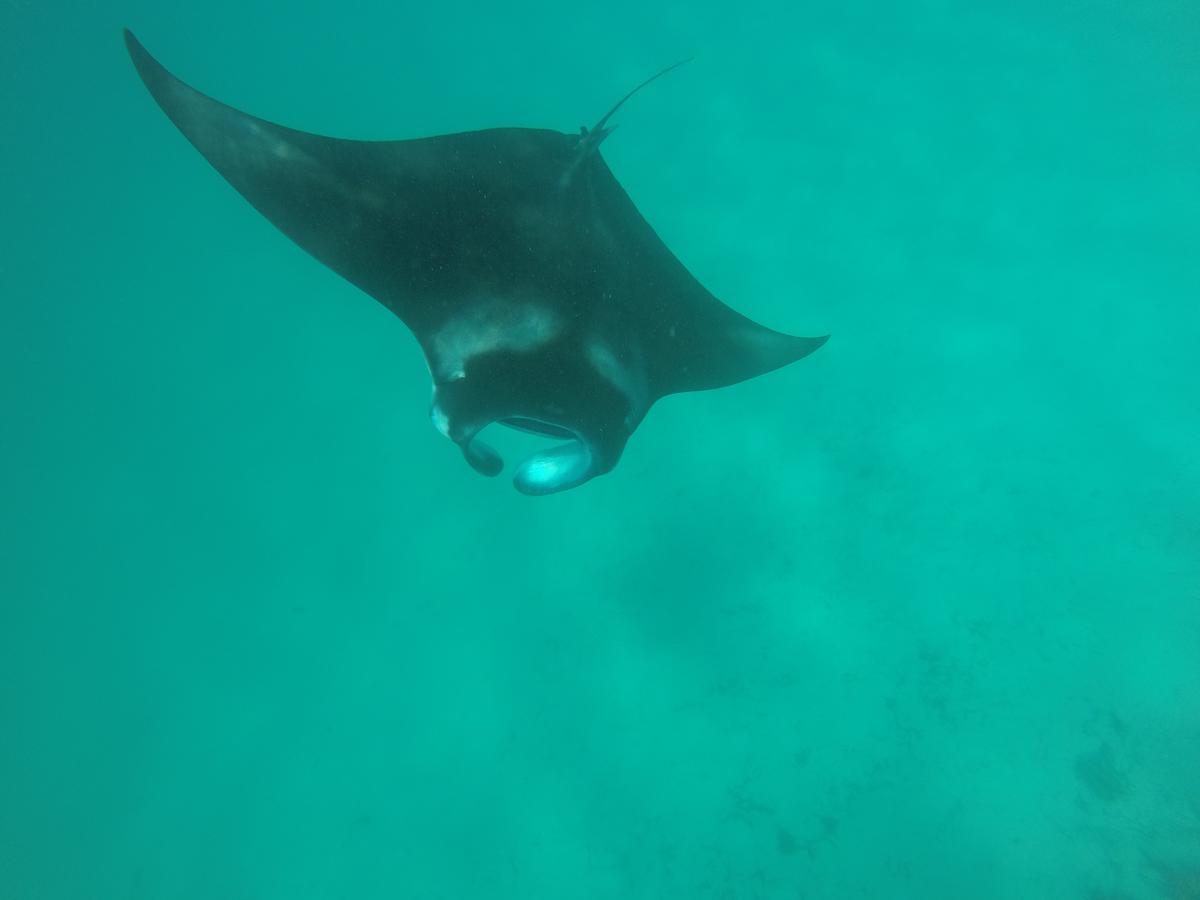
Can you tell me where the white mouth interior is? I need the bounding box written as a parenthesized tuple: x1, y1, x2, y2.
(473, 418, 595, 495)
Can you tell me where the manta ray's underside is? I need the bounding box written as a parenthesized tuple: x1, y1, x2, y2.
(124, 30, 827, 495)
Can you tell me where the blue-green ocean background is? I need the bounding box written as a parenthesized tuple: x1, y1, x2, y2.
(2, 1, 1198, 897)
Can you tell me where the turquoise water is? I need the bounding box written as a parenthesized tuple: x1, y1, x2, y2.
(2, 1, 1198, 897)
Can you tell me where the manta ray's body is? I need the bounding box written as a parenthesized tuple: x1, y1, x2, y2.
(124, 31, 827, 494)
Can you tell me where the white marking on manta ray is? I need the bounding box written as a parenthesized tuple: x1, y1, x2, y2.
(239, 120, 295, 162)
(430, 399, 451, 437)
(587, 339, 648, 424)
(431, 300, 560, 382)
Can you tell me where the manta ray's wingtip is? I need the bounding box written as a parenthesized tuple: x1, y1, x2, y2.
(123, 29, 169, 87)
(122, 28, 153, 76)
(784, 332, 830, 362)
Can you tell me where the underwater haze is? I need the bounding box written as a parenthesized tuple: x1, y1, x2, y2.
(2, 0, 1198, 898)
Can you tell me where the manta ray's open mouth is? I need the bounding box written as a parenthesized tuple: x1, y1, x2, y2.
(502, 417, 575, 440)
(494, 417, 595, 496)
(460, 417, 595, 496)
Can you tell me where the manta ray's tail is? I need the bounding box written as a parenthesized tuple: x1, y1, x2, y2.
(561, 58, 694, 189)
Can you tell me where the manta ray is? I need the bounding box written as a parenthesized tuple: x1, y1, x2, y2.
(123, 30, 827, 495)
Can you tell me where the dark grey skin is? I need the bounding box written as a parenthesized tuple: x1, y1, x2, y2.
(124, 30, 827, 495)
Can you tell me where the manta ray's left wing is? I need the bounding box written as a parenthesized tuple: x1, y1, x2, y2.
(125, 29, 575, 336)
